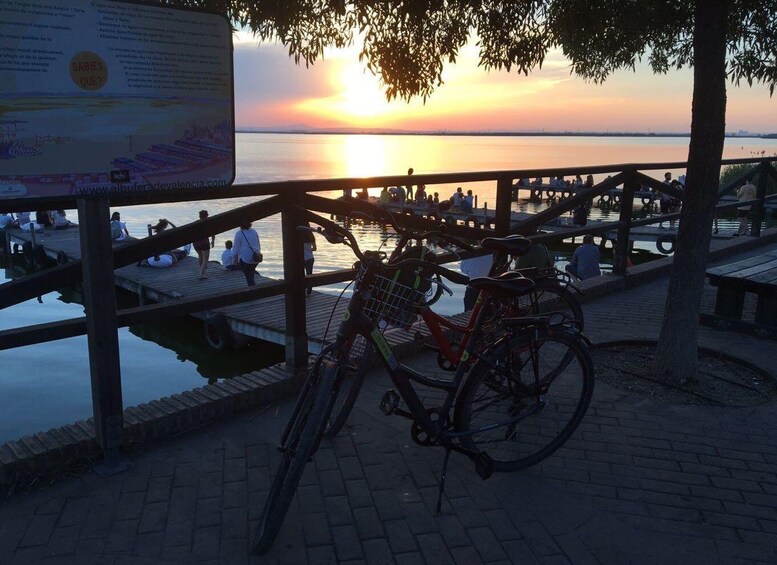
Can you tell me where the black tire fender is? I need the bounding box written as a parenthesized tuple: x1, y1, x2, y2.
(204, 314, 234, 350)
(656, 234, 676, 254)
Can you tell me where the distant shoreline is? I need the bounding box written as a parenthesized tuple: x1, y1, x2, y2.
(235, 129, 777, 139)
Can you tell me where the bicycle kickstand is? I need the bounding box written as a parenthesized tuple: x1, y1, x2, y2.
(436, 447, 452, 515)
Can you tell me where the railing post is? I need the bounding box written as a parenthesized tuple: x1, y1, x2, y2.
(495, 176, 513, 236)
(77, 196, 128, 473)
(612, 172, 637, 276)
(282, 204, 308, 370)
(751, 162, 767, 238)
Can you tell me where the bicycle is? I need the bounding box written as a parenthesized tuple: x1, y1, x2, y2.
(324, 208, 584, 438)
(253, 209, 595, 555)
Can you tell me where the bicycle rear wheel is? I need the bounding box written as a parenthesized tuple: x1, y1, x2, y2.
(324, 334, 374, 438)
(514, 280, 584, 330)
(455, 328, 594, 472)
(253, 360, 336, 554)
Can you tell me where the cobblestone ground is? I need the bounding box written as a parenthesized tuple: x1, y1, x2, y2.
(0, 246, 776, 564)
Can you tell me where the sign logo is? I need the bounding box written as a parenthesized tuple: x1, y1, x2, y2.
(69, 52, 109, 91)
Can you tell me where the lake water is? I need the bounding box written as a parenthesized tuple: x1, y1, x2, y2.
(2, 133, 775, 442)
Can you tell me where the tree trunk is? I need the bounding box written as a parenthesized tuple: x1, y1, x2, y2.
(653, 0, 728, 384)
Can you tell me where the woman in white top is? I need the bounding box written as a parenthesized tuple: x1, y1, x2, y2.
(232, 222, 262, 286)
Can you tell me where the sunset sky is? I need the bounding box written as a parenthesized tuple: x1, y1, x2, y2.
(232, 32, 777, 135)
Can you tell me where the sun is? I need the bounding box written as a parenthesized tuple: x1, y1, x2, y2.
(295, 61, 399, 126)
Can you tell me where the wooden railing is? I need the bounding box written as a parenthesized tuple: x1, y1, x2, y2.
(1, 156, 775, 459)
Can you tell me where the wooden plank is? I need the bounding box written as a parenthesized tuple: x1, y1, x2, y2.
(707, 250, 777, 278)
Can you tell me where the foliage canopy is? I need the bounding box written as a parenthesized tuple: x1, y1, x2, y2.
(165, 0, 777, 100)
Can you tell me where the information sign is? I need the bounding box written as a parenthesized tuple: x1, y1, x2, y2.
(0, 0, 234, 200)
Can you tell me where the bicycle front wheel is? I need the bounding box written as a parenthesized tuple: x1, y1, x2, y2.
(324, 334, 374, 438)
(253, 360, 336, 554)
(455, 328, 594, 472)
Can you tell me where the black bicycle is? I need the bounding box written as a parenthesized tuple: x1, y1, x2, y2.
(253, 209, 595, 554)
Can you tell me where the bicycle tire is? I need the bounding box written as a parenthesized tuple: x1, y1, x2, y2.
(514, 280, 584, 331)
(253, 361, 337, 554)
(324, 335, 374, 438)
(455, 328, 594, 472)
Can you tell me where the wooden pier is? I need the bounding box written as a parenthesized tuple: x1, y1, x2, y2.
(4, 227, 419, 354)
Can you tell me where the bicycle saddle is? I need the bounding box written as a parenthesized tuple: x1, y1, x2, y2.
(480, 235, 532, 256)
(468, 273, 535, 295)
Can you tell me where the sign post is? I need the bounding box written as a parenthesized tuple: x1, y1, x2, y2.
(78, 196, 128, 472)
(1, 0, 235, 471)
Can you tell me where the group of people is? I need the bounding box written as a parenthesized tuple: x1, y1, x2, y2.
(460, 235, 602, 311)
(658, 172, 684, 230)
(0, 210, 75, 231)
(520, 174, 595, 189)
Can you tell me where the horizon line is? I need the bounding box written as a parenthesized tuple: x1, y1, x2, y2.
(234, 128, 776, 139)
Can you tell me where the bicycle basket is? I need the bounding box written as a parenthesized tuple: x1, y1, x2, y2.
(363, 272, 431, 329)
(364, 248, 435, 329)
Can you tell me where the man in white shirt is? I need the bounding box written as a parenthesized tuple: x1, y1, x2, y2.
(735, 178, 758, 236)
(460, 252, 493, 311)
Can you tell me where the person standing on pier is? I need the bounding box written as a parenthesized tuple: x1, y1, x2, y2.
(302, 224, 317, 296)
(735, 178, 757, 236)
(406, 167, 414, 200)
(232, 222, 262, 286)
(193, 210, 216, 279)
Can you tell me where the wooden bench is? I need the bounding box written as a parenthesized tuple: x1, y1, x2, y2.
(702, 250, 777, 338)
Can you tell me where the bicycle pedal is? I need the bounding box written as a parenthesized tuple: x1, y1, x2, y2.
(380, 389, 400, 415)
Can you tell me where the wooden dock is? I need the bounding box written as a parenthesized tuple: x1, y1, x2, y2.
(4, 228, 421, 354)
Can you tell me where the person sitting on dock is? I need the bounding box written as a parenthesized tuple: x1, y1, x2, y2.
(565, 235, 601, 280)
(575, 175, 584, 187)
(356, 187, 369, 200)
(221, 240, 238, 270)
(110, 211, 129, 241)
(388, 185, 405, 204)
(572, 201, 590, 226)
(451, 187, 464, 208)
(532, 176, 543, 186)
(515, 242, 554, 270)
(52, 210, 75, 230)
(15, 211, 31, 225)
(35, 210, 53, 228)
(584, 175, 594, 189)
(379, 186, 390, 205)
(415, 184, 426, 206)
(460, 189, 474, 213)
(0, 212, 19, 230)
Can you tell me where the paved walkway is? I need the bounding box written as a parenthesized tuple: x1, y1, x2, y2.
(1, 246, 776, 564)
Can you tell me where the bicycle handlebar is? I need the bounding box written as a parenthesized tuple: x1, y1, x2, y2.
(298, 210, 471, 286)
(351, 204, 475, 255)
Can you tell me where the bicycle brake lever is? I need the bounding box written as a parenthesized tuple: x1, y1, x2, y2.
(436, 279, 454, 296)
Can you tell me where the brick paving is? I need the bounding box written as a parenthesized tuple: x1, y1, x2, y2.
(1, 245, 776, 564)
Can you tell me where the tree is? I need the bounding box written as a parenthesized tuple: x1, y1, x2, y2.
(169, 0, 777, 382)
